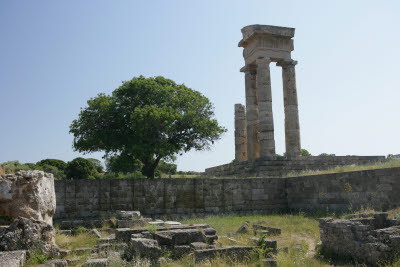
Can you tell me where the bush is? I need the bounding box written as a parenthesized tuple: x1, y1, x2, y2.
(42, 165, 66, 180)
(36, 159, 67, 172)
(318, 153, 336, 157)
(66, 157, 98, 180)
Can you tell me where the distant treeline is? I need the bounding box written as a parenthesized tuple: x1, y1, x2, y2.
(0, 157, 178, 180)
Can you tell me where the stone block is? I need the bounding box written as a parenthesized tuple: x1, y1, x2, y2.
(82, 258, 108, 267)
(172, 245, 191, 258)
(130, 238, 162, 259)
(0, 250, 26, 267)
(204, 234, 218, 244)
(38, 260, 67, 267)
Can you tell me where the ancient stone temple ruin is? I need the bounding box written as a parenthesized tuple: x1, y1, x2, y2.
(206, 24, 385, 177)
(236, 24, 300, 161)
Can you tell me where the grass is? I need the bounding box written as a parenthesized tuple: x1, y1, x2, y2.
(55, 232, 98, 251)
(286, 159, 400, 178)
(50, 208, 400, 266)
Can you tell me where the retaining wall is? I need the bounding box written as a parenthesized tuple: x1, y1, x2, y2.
(54, 166, 400, 219)
(204, 156, 385, 177)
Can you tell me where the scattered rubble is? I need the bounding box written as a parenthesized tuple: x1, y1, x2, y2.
(0, 217, 59, 256)
(319, 212, 400, 266)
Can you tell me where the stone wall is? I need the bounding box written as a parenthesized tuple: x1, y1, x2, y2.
(286, 167, 400, 211)
(54, 166, 400, 219)
(204, 156, 385, 177)
(54, 178, 287, 219)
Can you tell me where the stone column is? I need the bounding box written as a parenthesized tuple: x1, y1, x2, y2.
(256, 58, 275, 158)
(234, 104, 247, 161)
(241, 65, 260, 159)
(277, 60, 301, 158)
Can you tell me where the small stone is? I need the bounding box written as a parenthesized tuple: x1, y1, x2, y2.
(204, 234, 218, 244)
(237, 221, 250, 233)
(59, 249, 71, 258)
(66, 257, 80, 264)
(91, 229, 102, 238)
(190, 242, 209, 250)
(266, 227, 281, 235)
(203, 228, 217, 235)
(164, 221, 181, 226)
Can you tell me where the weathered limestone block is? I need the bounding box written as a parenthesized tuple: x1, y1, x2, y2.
(0, 170, 56, 225)
(0, 217, 59, 256)
(38, 259, 68, 267)
(319, 213, 400, 266)
(130, 238, 162, 259)
(235, 104, 247, 161)
(0, 250, 26, 267)
(82, 258, 108, 267)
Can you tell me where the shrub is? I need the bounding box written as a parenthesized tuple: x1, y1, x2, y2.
(66, 157, 98, 180)
(36, 159, 67, 171)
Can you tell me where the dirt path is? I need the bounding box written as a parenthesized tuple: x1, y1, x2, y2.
(292, 233, 317, 257)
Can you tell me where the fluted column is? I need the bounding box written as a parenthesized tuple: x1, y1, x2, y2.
(256, 58, 275, 157)
(277, 59, 301, 158)
(241, 65, 260, 159)
(234, 104, 247, 161)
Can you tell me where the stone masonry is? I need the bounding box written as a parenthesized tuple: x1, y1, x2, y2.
(234, 104, 247, 161)
(54, 166, 400, 219)
(319, 212, 400, 266)
(238, 25, 301, 158)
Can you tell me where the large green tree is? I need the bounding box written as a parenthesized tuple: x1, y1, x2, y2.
(70, 76, 226, 178)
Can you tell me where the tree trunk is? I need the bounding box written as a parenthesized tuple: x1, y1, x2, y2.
(141, 157, 161, 178)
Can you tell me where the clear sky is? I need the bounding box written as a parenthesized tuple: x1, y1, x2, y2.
(1, 0, 399, 172)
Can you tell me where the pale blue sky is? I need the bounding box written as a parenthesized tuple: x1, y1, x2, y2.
(1, 0, 399, 171)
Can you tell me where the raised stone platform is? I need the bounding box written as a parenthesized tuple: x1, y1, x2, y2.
(204, 156, 385, 177)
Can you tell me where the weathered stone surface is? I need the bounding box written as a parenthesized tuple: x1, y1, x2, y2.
(59, 249, 71, 257)
(237, 221, 250, 233)
(38, 259, 67, 267)
(204, 234, 218, 244)
(0, 250, 26, 267)
(203, 228, 217, 235)
(0, 217, 59, 256)
(171, 245, 190, 258)
(116, 210, 140, 220)
(0, 171, 56, 225)
(90, 229, 101, 238)
(82, 258, 108, 267)
(130, 238, 161, 259)
(319, 213, 400, 265)
(235, 104, 247, 161)
(190, 242, 209, 250)
(155, 229, 204, 247)
(194, 246, 255, 263)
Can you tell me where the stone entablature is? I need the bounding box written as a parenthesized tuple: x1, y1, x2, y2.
(236, 24, 301, 160)
(319, 213, 400, 266)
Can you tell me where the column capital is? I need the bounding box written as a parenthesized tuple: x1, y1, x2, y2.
(256, 57, 272, 66)
(276, 59, 298, 67)
(240, 65, 257, 74)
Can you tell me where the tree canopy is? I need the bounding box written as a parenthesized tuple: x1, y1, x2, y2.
(70, 76, 226, 178)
